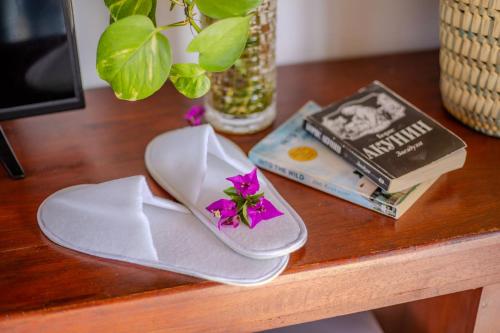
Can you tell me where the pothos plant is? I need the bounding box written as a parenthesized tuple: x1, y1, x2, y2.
(97, 0, 262, 101)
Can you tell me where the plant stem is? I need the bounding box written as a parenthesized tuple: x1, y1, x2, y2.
(157, 0, 202, 33)
(158, 19, 189, 31)
(183, 0, 202, 33)
(169, 0, 183, 7)
(189, 18, 202, 33)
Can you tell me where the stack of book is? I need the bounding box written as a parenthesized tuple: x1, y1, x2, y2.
(249, 81, 467, 218)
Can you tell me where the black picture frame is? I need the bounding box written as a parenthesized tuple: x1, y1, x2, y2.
(0, 0, 85, 121)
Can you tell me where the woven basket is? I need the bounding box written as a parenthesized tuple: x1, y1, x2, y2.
(439, 0, 499, 137)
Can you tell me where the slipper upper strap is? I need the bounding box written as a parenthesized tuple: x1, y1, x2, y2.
(39, 176, 160, 261)
(163, 125, 251, 203)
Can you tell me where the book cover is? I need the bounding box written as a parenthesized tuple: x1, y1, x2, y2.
(303, 81, 466, 191)
(249, 101, 434, 219)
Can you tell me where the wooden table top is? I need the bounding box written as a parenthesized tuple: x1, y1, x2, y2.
(1, 50, 499, 332)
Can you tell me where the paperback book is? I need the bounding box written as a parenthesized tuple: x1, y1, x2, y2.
(249, 101, 436, 219)
(303, 81, 466, 193)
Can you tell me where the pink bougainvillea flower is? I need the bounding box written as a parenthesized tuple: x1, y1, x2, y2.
(226, 168, 260, 198)
(206, 199, 237, 220)
(184, 105, 205, 126)
(247, 197, 284, 228)
(217, 215, 241, 230)
(207, 169, 283, 230)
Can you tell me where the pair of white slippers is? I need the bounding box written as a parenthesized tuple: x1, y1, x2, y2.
(38, 125, 307, 286)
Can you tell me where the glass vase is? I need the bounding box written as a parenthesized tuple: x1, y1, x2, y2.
(204, 0, 277, 134)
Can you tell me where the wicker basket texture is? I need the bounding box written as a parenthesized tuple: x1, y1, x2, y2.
(440, 0, 499, 136)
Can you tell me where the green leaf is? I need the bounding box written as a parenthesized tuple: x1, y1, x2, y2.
(223, 187, 245, 206)
(97, 15, 172, 101)
(246, 192, 264, 205)
(187, 16, 251, 72)
(195, 0, 262, 19)
(223, 187, 237, 196)
(169, 63, 210, 99)
(239, 202, 250, 227)
(148, 0, 157, 26)
(105, 0, 152, 22)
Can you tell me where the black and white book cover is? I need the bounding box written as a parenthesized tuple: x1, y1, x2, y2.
(304, 81, 467, 192)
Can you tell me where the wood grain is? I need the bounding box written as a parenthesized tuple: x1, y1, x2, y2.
(2, 233, 499, 332)
(0, 50, 499, 332)
(474, 283, 500, 333)
(375, 289, 482, 333)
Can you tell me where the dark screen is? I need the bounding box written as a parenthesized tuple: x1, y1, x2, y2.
(0, 0, 83, 117)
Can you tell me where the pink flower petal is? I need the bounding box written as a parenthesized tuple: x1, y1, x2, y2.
(184, 105, 205, 126)
(226, 168, 260, 198)
(247, 197, 283, 228)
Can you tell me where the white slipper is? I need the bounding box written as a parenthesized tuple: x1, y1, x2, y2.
(145, 125, 307, 259)
(37, 176, 288, 286)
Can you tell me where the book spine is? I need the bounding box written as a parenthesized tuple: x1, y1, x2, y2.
(249, 151, 397, 218)
(303, 119, 392, 192)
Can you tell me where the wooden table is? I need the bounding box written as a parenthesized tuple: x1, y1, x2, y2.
(0, 50, 499, 333)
